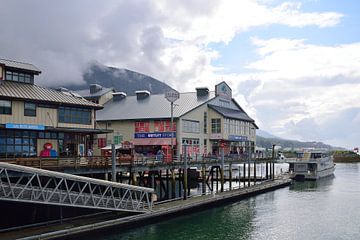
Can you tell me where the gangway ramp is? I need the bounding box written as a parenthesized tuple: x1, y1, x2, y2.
(0, 162, 154, 213)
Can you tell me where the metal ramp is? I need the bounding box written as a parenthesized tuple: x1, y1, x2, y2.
(0, 162, 154, 213)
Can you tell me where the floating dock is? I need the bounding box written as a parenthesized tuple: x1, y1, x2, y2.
(0, 178, 291, 240)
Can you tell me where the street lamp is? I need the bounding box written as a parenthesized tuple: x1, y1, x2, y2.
(165, 89, 180, 160)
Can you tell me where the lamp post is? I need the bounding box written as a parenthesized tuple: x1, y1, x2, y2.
(165, 89, 180, 160)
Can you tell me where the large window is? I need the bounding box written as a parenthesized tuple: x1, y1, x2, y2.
(24, 102, 36, 116)
(154, 120, 176, 132)
(58, 107, 91, 125)
(0, 130, 37, 158)
(182, 120, 200, 133)
(203, 112, 207, 134)
(5, 71, 34, 84)
(0, 100, 12, 115)
(211, 118, 221, 133)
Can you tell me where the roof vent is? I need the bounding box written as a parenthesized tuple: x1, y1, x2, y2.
(112, 92, 127, 102)
(135, 90, 150, 100)
(196, 87, 209, 97)
(90, 84, 102, 94)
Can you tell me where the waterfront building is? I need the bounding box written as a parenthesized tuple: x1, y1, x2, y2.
(0, 58, 105, 158)
(94, 81, 258, 159)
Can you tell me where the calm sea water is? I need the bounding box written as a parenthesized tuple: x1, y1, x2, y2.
(90, 163, 360, 240)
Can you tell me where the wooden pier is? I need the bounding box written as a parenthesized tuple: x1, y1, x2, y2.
(0, 177, 291, 240)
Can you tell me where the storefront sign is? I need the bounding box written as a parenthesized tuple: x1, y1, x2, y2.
(134, 132, 176, 138)
(6, 123, 45, 130)
(228, 135, 247, 141)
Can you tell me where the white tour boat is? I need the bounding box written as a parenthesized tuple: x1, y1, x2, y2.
(288, 151, 335, 181)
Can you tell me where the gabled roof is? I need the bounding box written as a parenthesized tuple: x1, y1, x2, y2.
(208, 104, 258, 128)
(74, 87, 114, 99)
(0, 58, 41, 74)
(96, 91, 216, 121)
(0, 81, 102, 109)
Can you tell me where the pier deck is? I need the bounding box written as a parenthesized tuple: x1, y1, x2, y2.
(0, 177, 291, 240)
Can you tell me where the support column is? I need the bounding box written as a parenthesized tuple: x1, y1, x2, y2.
(229, 163, 232, 190)
(171, 169, 176, 198)
(220, 147, 225, 192)
(111, 144, 116, 182)
(183, 148, 188, 200)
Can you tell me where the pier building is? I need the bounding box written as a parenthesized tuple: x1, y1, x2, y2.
(94, 81, 258, 159)
(0, 58, 106, 159)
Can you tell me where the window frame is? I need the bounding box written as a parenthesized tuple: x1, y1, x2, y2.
(0, 100, 12, 115)
(24, 102, 37, 117)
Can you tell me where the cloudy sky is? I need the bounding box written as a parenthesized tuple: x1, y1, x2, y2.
(1, 0, 359, 149)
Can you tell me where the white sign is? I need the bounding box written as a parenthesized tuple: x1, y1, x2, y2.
(165, 89, 180, 103)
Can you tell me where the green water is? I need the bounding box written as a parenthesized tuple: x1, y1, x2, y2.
(91, 163, 360, 240)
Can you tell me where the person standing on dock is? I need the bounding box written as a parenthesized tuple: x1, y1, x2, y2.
(156, 149, 164, 161)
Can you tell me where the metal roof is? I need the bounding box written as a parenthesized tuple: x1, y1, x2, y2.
(96, 91, 216, 121)
(0, 81, 102, 109)
(74, 87, 114, 99)
(0, 58, 41, 74)
(208, 104, 255, 122)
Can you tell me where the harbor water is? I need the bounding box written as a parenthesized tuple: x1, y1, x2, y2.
(89, 163, 360, 240)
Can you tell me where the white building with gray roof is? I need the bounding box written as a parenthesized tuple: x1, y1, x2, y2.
(93, 81, 258, 160)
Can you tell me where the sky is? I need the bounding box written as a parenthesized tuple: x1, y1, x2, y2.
(0, 0, 359, 149)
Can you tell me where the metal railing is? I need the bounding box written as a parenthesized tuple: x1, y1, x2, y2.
(0, 162, 154, 213)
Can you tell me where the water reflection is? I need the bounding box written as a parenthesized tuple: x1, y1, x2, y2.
(290, 175, 335, 192)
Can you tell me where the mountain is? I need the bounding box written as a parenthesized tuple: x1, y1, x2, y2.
(63, 63, 173, 95)
(256, 129, 281, 139)
(256, 135, 342, 150)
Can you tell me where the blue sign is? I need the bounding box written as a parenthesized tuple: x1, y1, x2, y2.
(228, 135, 247, 142)
(134, 132, 176, 139)
(6, 123, 45, 131)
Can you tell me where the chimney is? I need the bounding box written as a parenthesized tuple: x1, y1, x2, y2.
(112, 92, 127, 102)
(90, 84, 102, 94)
(196, 87, 209, 97)
(135, 90, 150, 100)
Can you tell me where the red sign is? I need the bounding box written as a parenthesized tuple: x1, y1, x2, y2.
(135, 121, 150, 132)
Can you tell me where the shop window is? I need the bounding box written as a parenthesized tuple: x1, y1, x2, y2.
(0, 100, 12, 115)
(211, 118, 221, 133)
(0, 130, 37, 158)
(24, 102, 36, 116)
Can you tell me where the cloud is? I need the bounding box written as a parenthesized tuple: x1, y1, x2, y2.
(241, 38, 360, 148)
(0, 0, 343, 89)
(1, 0, 354, 148)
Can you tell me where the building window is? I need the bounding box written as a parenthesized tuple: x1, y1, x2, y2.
(0, 130, 37, 158)
(182, 120, 200, 133)
(135, 121, 150, 132)
(0, 100, 12, 115)
(211, 118, 221, 133)
(5, 70, 34, 84)
(203, 112, 207, 134)
(154, 120, 176, 132)
(24, 102, 36, 116)
(58, 107, 91, 125)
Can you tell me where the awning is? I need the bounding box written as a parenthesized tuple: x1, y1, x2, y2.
(133, 138, 176, 146)
(45, 127, 113, 134)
